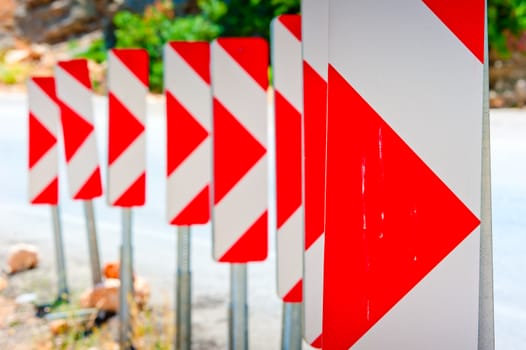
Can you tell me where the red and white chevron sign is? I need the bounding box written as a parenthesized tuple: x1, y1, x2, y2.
(302, 0, 328, 346)
(211, 38, 269, 263)
(324, 1, 485, 349)
(272, 15, 303, 302)
(107, 49, 149, 207)
(55, 59, 102, 200)
(165, 42, 211, 225)
(28, 77, 60, 205)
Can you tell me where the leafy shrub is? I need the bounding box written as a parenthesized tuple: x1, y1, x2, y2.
(113, 0, 224, 92)
(489, 0, 526, 58)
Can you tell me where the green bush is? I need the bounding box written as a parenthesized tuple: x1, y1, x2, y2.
(113, 0, 224, 92)
(489, 0, 526, 58)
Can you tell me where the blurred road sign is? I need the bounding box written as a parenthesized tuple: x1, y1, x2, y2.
(211, 37, 269, 263)
(107, 49, 149, 207)
(301, 0, 329, 346)
(165, 41, 212, 225)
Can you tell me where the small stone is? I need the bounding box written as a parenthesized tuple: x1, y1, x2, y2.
(134, 276, 150, 309)
(7, 244, 39, 274)
(49, 319, 68, 335)
(3, 49, 30, 64)
(80, 279, 120, 312)
(0, 276, 7, 291)
(102, 261, 120, 279)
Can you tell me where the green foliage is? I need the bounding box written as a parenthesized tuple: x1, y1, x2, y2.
(75, 38, 107, 63)
(110, 0, 224, 92)
(489, 0, 526, 58)
(75, 0, 299, 92)
(218, 0, 299, 41)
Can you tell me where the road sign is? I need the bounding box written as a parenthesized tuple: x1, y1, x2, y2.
(272, 15, 304, 302)
(55, 59, 102, 199)
(28, 77, 60, 205)
(324, 1, 485, 349)
(107, 49, 148, 207)
(301, 0, 329, 346)
(165, 42, 211, 225)
(211, 38, 269, 263)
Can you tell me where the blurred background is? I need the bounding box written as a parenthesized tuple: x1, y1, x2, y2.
(0, 0, 524, 103)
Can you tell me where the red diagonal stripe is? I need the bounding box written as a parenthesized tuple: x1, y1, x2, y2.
(166, 91, 209, 175)
(108, 93, 145, 165)
(278, 14, 302, 41)
(112, 49, 149, 86)
(31, 177, 58, 205)
(170, 42, 211, 84)
(217, 38, 269, 90)
(171, 186, 210, 225)
(73, 167, 102, 199)
(213, 98, 266, 203)
(218, 211, 268, 263)
(303, 62, 327, 249)
(275, 91, 302, 228)
(422, 0, 485, 63)
(323, 66, 480, 349)
(29, 113, 57, 168)
(57, 59, 92, 89)
(283, 280, 302, 303)
(59, 102, 93, 162)
(113, 172, 145, 207)
(32, 77, 57, 104)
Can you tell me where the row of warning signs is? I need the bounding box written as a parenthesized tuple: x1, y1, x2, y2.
(27, 0, 489, 349)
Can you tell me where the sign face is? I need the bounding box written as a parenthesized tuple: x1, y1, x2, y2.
(301, 0, 328, 346)
(324, 1, 485, 349)
(28, 77, 60, 205)
(272, 15, 304, 302)
(165, 41, 212, 225)
(55, 59, 103, 200)
(107, 49, 149, 207)
(211, 38, 269, 263)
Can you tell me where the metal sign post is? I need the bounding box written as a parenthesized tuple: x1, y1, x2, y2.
(176, 226, 192, 350)
(51, 205, 69, 300)
(83, 201, 102, 286)
(211, 38, 270, 350)
(164, 41, 213, 350)
(229, 264, 248, 350)
(119, 208, 134, 349)
(281, 303, 302, 350)
(106, 48, 149, 350)
(28, 76, 70, 302)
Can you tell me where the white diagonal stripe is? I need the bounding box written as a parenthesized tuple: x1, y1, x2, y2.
(304, 233, 324, 344)
(165, 45, 212, 131)
(109, 51, 148, 123)
(211, 41, 268, 147)
(272, 19, 303, 113)
(302, 0, 329, 81)
(67, 132, 99, 197)
(167, 138, 210, 222)
(108, 134, 145, 204)
(277, 206, 304, 298)
(28, 148, 57, 201)
(213, 156, 267, 260)
(28, 80, 60, 133)
(54, 65, 94, 123)
(329, 0, 483, 216)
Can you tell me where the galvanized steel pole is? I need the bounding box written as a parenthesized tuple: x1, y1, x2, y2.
(229, 263, 248, 350)
(176, 225, 192, 350)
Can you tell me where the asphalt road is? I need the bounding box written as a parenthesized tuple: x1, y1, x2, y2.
(0, 93, 525, 349)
